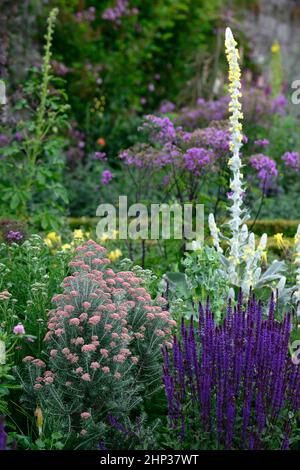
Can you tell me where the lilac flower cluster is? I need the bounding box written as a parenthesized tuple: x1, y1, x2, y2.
(281, 151, 300, 171)
(176, 88, 287, 131)
(182, 147, 213, 174)
(120, 144, 174, 169)
(101, 169, 113, 185)
(163, 293, 300, 449)
(120, 118, 231, 176)
(5, 230, 24, 243)
(177, 96, 229, 129)
(201, 127, 230, 153)
(141, 115, 177, 145)
(249, 153, 278, 183)
(102, 1, 138, 24)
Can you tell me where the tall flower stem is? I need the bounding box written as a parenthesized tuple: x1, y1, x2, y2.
(224, 27, 246, 282)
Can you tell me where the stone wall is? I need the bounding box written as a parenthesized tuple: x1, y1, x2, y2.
(242, 0, 300, 83)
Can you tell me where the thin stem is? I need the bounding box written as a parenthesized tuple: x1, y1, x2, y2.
(249, 181, 266, 232)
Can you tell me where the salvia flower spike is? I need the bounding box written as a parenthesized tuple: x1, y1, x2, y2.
(163, 293, 300, 449)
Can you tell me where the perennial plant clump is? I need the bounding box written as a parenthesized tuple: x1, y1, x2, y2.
(21, 240, 174, 448)
(163, 292, 300, 449)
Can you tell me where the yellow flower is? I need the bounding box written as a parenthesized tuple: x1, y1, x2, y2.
(100, 233, 109, 242)
(274, 233, 284, 249)
(34, 407, 43, 436)
(44, 238, 53, 248)
(44, 231, 62, 249)
(108, 249, 122, 262)
(271, 42, 280, 53)
(46, 232, 61, 244)
(61, 243, 72, 251)
(261, 250, 268, 264)
(73, 229, 84, 240)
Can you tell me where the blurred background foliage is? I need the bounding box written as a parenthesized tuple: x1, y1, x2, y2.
(1, 0, 300, 248)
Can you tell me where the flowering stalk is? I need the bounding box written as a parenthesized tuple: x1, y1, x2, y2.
(208, 28, 285, 296)
(294, 225, 300, 314)
(209, 27, 246, 283)
(225, 28, 246, 282)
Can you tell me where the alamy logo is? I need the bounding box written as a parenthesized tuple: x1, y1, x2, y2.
(96, 196, 204, 250)
(0, 80, 6, 105)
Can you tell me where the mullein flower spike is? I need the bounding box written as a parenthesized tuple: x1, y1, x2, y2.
(208, 28, 285, 296)
(223, 27, 245, 280)
(294, 225, 300, 314)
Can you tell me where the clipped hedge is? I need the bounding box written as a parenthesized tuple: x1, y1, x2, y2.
(68, 217, 98, 231)
(246, 219, 300, 237)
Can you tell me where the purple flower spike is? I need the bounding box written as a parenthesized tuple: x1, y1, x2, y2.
(162, 292, 300, 450)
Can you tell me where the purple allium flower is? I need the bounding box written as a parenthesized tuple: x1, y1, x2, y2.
(254, 138, 269, 147)
(101, 170, 113, 185)
(249, 153, 278, 182)
(148, 83, 155, 92)
(6, 230, 24, 243)
(13, 324, 25, 335)
(281, 151, 300, 170)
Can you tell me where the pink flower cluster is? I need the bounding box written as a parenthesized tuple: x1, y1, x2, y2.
(25, 240, 174, 426)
